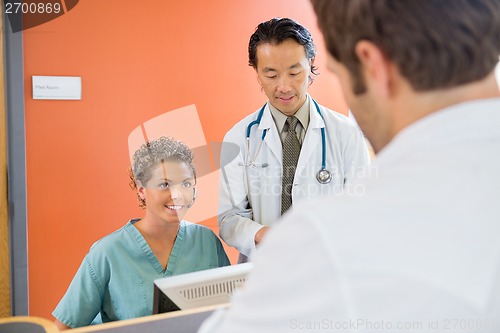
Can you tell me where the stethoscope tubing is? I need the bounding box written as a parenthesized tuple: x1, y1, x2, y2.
(311, 98, 327, 171)
(244, 99, 331, 183)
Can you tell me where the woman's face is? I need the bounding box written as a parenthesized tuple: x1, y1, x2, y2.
(139, 161, 195, 224)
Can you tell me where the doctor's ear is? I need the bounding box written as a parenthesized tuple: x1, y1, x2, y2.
(257, 77, 265, 93)
(309, 57, 315, 70)
(308, 58, 317, 87)
(256, 75, 262, 86)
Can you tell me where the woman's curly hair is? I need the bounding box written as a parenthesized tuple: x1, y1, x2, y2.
(129, 136, 195, 209)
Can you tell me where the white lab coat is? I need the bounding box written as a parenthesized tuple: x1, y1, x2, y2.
(202, 98, 500, 333)
(218, 98, 370, 258)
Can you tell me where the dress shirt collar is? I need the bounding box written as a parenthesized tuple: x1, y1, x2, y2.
(268, 95, 310, 134)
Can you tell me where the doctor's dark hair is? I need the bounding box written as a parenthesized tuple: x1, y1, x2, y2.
(248, 17, 318, 76)
(129, 136, 196, 208)
(310, 0, 500, 95)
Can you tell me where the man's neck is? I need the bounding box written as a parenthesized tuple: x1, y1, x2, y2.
(391, 72, 500, 141)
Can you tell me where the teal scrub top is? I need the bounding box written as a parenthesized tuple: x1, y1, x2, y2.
(53, 219, 230, 328)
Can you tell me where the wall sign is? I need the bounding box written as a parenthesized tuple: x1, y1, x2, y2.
(32, 75, 81, 100)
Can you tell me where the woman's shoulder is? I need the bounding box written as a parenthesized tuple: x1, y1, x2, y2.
(88, 220, 137, 253)
(181, 221, 218, 238)
(182, 220, 213, 232)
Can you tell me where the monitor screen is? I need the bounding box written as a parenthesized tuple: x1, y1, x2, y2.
(153, 263, 253, 314)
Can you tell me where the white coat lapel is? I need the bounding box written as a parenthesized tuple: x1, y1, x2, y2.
(296, 102, 325, 176)
(259, 104, 282, 164)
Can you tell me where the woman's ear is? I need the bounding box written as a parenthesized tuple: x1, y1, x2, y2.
(136, 180, 146, 199)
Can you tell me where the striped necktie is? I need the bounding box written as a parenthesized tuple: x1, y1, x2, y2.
(281, 116, 301, 214)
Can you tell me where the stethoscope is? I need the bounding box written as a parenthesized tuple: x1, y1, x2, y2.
(239, 99, 332, 184)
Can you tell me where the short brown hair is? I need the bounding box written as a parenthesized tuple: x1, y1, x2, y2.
(311, 0, 500, 94)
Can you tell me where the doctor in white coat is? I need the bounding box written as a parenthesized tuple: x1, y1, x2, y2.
(218, 18, 370, 261)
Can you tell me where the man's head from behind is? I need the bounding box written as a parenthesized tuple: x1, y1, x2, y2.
(311, 0, 500, 94)
(311, 0, 500, 151)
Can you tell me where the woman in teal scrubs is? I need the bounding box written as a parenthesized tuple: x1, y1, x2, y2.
(53, 137, 230, 329)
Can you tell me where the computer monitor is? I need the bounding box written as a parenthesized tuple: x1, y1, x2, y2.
(152, 263, 253, 314)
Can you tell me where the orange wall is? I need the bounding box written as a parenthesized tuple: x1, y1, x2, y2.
(23, 0, 348, 319)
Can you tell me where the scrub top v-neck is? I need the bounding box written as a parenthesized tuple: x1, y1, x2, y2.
(53, 219, 230, 328)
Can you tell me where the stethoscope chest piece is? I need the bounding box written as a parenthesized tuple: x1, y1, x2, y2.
(316, 169, 332, 184)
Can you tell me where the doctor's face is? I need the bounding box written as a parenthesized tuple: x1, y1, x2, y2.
(256, 39, 311, 116)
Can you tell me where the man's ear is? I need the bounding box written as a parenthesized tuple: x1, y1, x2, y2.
(308, 58, 316, 86)
(355, 40, 390, 97)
